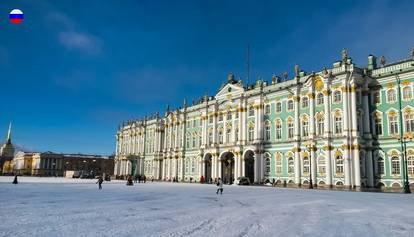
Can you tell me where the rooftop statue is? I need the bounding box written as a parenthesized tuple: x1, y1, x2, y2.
(380, 56, 386, 67)
(342, 49, 348, 63)
(294, 65, 299, 77)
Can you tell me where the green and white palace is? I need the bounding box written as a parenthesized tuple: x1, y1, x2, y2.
(114, 49, 414, 191)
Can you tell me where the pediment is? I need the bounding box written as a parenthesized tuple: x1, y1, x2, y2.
(215, 83, 244, 100)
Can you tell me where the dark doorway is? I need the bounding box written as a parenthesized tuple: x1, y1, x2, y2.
(204, 154, 212, 183)
(221, 152, 235, 184)
(244, 150, 254, 184)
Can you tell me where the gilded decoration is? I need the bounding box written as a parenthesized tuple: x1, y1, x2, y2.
(314, 75, 324, 91)
(402, 80, 411, 86)
(322, 90, 331, 96)
(386, 83, 395, 89)
(307, 92, 315, 99)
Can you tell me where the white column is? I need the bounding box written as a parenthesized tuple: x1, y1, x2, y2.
(353, 148, 361, 188)
(311, 148, 317, 185)
(323, 87, 333, 186)
(342, 85, 351, 188)
(218, 159, 222, 179)
(234, 154, 239, 179)
(294, 148, 301, 185)
(241, 155, 245, 177)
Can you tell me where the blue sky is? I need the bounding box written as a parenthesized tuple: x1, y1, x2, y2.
(0, 0, 413, 155)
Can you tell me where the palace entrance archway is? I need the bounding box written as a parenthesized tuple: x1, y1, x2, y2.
(204, 153, 212, 183)
(221, 152, 235, 184)
(244, 150, 255, 184)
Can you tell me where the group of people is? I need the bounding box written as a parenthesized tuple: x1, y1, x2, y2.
(133, 174, 147, 183)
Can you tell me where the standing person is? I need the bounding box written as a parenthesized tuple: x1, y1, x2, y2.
(272, 178, 276, 187)
(12, 175, 18, 184)
(143, 175, 147, 183)
(216, 178, 223, 195)
(96, 176, 104, 189)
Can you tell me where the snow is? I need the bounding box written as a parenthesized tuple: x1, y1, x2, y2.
(1, 177, 413, 237)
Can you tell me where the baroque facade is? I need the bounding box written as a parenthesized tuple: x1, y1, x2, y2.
(114, 50, 414, 190)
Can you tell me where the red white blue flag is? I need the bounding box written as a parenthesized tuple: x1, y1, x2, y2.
(9, 9, 24, 24)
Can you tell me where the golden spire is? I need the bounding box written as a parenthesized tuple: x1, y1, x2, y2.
(7, 122, 11, 145)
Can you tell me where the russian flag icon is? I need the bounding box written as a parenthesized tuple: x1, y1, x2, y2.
(9, 9, 24, 24)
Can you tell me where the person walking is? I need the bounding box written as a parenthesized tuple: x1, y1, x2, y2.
(96, 176, 103, 189)
(143, 175, 147, 183)
(12, 175, 18, 184)
(216, 178, 223, 195)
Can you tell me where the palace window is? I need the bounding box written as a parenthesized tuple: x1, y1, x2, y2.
(275, 102, 282, 113)
(193, 119, 197, 127)
(403, 86, 412, 100)
(374, 116, 383, 136)
(316, 93, 324, 105)
(387, 89, 396, 103)
(377, 157, 385, 175)
(303, 156, 310, 173)
(235, 111, 239, 119)
(209, 116, 213, 124)
(191, 157, 196, 173)
(302, 119, 309, 137)
(208, 130, 213, 145)
(265, 155, 271, 177)
(185, 158, 189, 173)
(227, 112, 232, 120)
(226, 128, 231, 143)
(318, 156, 326, 174)
(372, 91, 381, 104)
(404, 113, 414, 133)
(335, 155, 344, 175)
(186, 135, 190, 148)
(275, 121, 282, 140)
(248, 107, 255, 116)
(275, 154, 282, 174)
(265, 104, 271, 115)
(218, 130, 224, 144)
(389, 114, 399, 135)
(235, 127, 239, 141)
(317, 116, 324, 136)
(288, 121, 294, 139)
(334, 116, 342, 134)
(333, 91, 342, 103)
(407, 155, 414, 175)
(288, 157, 294, 174)
(248, 126, 254, 141)
(265, 122, 271, 141)
(391, 156, 400, 175)
(198, 134, 202, 147)
(192, 135, 196, 147)
(287, 100, 294, 111)
(218, 114, 223, 122)
(302, 97, 309, 108)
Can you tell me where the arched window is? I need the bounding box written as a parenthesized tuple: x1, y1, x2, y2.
(336, 155, 344, 175)
(288, 157, 294, 174)
(186, 134, 190, 148)
(218, 113, 223, 121)
(288, 120, 294, 139)
(226, 112, 232, 120)
(265, 121, 271, 141)
(391, 156, 400, 175)
(317, 93, 324, 105)
(404, 112, 414, 133)
(387, 89, 396, 103)
(377, 157, 385, 175)
(265, 104, 271, 115)
(317, 115, 324, 136)
(248, 125, 254, 141)
(275, 102, 282, 112)
(185, 158, 190, 173)
(275, 120, 282, 140)
(248, 106, 255, 116)
(192, 134, 196, 147)
(303, 156, 310, 173)
(374, 114, 383, 135)
(318, 156, 326, 174)
(191, 157, 196, 173)
(302, 97, 309, 108)
(208, 130, 213, 145)
(403, 86, 412, 100)
(275, 153, 282, 175)
(287, 100, 294, 111)
(302, 117, 309, 137)
(264, 154, 271, 177)
(218, 129, 224, 144)
(226, 128, 231, 143)
(389, 113, 399, 135)
(407, 154, 414, 175)
(333, 90, 342, 103)
(334, 112, 343, 134)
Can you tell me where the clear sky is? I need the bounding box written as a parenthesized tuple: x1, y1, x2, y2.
(1, 0, 413, 155)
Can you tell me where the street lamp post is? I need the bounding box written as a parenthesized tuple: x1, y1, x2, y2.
(396, 75, 411, 194)
(306, 142, 314, 189)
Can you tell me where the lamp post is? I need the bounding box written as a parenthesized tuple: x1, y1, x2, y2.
(305, 142, 314, 189)
(396, 75, 411, 193)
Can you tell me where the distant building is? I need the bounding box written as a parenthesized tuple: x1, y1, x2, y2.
(12, 151, 114, 177)
(0, 123, 15, 174)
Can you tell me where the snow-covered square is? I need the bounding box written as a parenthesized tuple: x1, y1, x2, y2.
(1, 177, 413, 237)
